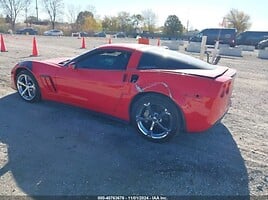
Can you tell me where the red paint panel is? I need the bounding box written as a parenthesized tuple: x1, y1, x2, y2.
(11, 44, 237, 135)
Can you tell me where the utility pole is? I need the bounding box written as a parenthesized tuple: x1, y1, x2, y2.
(25, 7, 28, 26)
(36, 0, 38, 21)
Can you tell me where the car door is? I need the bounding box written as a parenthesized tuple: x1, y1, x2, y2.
(55, 48, 132, 115)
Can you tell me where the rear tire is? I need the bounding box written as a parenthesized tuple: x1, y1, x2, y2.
(16, 70, 41, 103)
(131, 94, 181, 142)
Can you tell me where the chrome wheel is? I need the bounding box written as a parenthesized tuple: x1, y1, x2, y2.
(136, 102, 172, 139)
(132, 94, 180, 142)
(16, 71, 40, 102)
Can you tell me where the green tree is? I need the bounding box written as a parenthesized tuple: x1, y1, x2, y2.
(163, 15, 183, 38)
(82, 16, 102, 32)
(131, 14, 144, 34)
(225, 9, 251, 33)
(25, 16, 38, 24)
(102, 16, 112, 32)
(76, 11, 94, 30)
(117, 12, 132, 32)
(102, 16, 119, 32)
(132, 14, 143, 28)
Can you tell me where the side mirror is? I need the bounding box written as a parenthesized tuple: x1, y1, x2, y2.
(68, 62, 76, 69)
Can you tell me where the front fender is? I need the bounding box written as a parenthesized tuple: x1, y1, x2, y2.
(11, 61, 33, 90)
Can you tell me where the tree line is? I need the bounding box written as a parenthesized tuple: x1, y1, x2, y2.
(0, 0, 251, 36)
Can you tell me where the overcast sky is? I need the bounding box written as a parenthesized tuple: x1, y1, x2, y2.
(38, 0, 267, 31)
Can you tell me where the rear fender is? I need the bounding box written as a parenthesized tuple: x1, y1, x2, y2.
(134, 82, 173, 99)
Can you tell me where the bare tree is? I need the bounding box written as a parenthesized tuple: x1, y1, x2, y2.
(225, 9, 251, 33)
(0, 0, 31, 30)
(67, 4, 81, 24)
(43, 0, 64, 29)
(142, 9, 157, 33)
(86, 4, 96, 16)
(66, 4, 81, 32)
(25, 0, 32, 26)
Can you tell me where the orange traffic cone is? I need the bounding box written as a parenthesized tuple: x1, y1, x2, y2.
(1, 34, 7, 52)
(108, 37, 112, 44)
(81, 37, 86, 49)
(31, 37, 38, 56)
(157, 38, 161, 46)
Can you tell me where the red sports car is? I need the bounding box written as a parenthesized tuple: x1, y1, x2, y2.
(11, 43, 236, 142)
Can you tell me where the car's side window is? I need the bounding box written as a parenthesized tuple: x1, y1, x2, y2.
(137, 52, 159, 69)
(76, 50, 131, 70)
(138, 52, 198, 70)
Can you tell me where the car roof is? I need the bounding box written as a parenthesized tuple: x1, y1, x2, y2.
(47, 29, 60, 31)
(19, 27, 35, 30)
(260, 38, 268, 42)
(98, 43, 215, 69)
(98, 43, 155, 51)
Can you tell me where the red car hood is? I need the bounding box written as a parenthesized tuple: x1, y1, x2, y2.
(42, 57, 72, 65)
(164, 66, 230, 79)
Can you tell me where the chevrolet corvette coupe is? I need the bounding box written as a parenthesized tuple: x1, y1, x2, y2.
(11, 43, 236, 142)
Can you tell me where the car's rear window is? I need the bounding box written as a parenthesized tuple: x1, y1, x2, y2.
(138, 47, 216, 70)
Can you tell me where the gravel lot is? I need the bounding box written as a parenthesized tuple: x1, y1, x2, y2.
(0, 35, 267, 198)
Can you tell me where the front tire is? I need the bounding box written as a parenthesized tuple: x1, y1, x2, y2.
(16, 70, 41, 102)
(131, 94, 181, 142)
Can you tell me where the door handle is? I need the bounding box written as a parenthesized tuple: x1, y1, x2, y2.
(130, 74, 139, 83)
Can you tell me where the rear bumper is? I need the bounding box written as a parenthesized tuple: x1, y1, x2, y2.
(215, 98, 231, 124)
(182, 97, 231, 133)
(183, 69, 236, 133)
(183, 97, 232, 133)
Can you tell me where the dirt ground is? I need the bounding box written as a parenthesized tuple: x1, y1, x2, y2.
(0, 35, 267, 199)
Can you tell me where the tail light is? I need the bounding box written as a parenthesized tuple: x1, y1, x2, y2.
(220, 84, 226, 97)
(220, 82, 231, 98)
